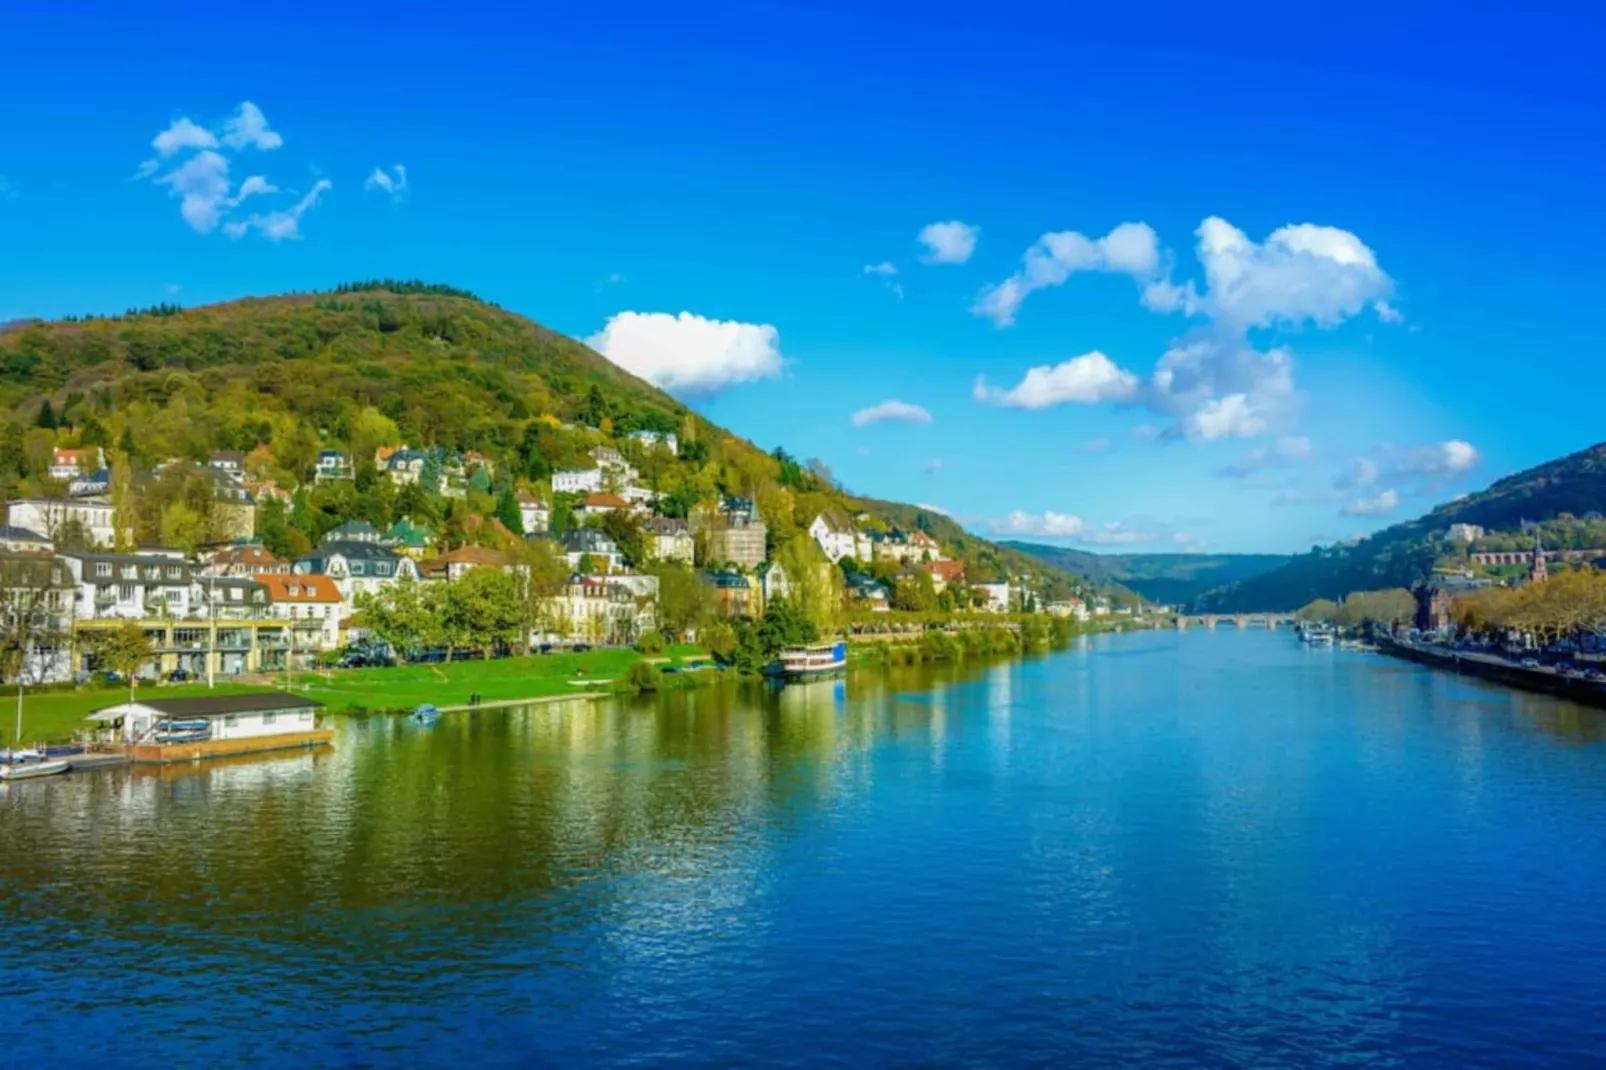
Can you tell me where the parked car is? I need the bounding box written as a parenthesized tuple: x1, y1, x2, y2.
(1584, 668, 1605, 681)
(571, 643, 592, 653)
(167, 669, 192, 683)
(1520, 657, 1541, 669)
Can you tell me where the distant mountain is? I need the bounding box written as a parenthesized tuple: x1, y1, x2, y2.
(1001, 542, 1290, 607)
(1194, 441, 1606, 612)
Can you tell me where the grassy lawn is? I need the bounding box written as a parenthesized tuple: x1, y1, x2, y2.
(3, 682, 270, 749)
(5, 645, 713, 744)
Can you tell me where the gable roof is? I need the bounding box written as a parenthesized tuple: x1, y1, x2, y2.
(255, 573, 343, 602)
(559, 529, 619, 554)
(581, 492, 629, 509)
(812, 509, 855, 535)
(212, 544, 285, 569)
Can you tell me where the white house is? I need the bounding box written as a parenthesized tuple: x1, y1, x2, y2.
(315, 451, 353, 483)
(1447, 523, 1485, 544)
(808, 511, 859, 562)
(255, 573, 344, 651)
(59, 551, 197, 620)
(643, 517, 694, 563)
(90, 692, 325, 746)
(975, 581, 1012, 613)
(558, 529, 622, 571)
(49, 447, 104, 482)
(627, 430, 678, 454)
(552, 467, 604, 494)
(0, 524, 51, 553)
(7, 498, 117, 547)
(292, 542, 419, 610)
(517, 491, 550, 535)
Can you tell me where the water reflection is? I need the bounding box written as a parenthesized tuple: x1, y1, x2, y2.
(5, 635, 1606, 1065)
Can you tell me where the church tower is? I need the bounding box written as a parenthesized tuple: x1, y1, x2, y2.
(1530, 532, 1548, 584)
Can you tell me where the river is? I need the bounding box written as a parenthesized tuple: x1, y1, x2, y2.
(4, 630, 1606, 1066)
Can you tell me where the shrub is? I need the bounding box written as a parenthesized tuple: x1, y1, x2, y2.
(627, 659, 661, 693)
(635, 631, 666, 656)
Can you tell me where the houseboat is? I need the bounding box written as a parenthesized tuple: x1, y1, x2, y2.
(88, 691, 332, 764)
(764, 641, 848, 680)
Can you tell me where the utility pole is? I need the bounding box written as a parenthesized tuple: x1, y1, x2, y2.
(206, 571, 216, 689)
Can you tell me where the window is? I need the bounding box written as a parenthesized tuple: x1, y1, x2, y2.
(261, 711, 276, 726)
(167, 566, 181, 579)
(121, 566, 137, 580)
(298, 711, 312, 722)
(95, 562, 111, 578)
(118, 584, 135, 601)
(224, 714, 238, 727)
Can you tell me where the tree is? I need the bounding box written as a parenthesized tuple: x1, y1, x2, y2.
(258, 497, 293, 558)
(118, 425, 137, 459)
(892, 570, 938, 613)
(108, 450, 138, 551)
(355, 582, 429, 658)
(54, 518, 94, 552)
(90, 622, 154, 706)
(650, 561, 713, 639)
(0, 554, 69, 745)
(507, 538, 570, 653)
(160, 501, 209, 554)
(1297, 598, 1340, 622)
(35, 400, 56, 429)
(757, 597, 816, 654)
(449, 568, 523, 656)
(774, 534, 843, 635)
(495, 485, 523, 536)
(599, 510, 645, 567)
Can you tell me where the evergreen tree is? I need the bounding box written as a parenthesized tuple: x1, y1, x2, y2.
(495, 485, 523, 535)
(258, 497, 293, 557)
(35, 401, 56, 429)
(118, 425, 137, 459)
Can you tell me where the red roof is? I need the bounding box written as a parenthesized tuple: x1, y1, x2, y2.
(921, 559, 966, 581)
(254, 573, 342, 602)
(582, 493, 629, 508)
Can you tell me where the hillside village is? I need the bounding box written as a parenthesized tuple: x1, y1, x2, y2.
(2, 413, 1108, 684)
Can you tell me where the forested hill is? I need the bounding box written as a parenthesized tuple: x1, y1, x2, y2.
(1002, 542, 1290, 607)
(0, 281, 1095, 595)
(1195, 440, 1606, 612)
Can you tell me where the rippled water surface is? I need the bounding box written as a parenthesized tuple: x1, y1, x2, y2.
(6, 631, 1606, 1066)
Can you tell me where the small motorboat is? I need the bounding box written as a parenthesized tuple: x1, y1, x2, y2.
(0, 755, 70, 781)
(410, 704, 441, 725)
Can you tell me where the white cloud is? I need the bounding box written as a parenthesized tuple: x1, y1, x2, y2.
(1217, 435, 1312, 478)
(918, 220, 979, 265)
(1173, 393, 1266, 441)
(916, 503, 949, 516)
(973, 222, 1161, 326)
(157, 150, 232, 233)
(973, 351, 1140, 409)
(220, 102, 283, 151)
(223, 179, 331, 241)
(587, 311, 784, 395)
(228, 175, 278, 207)
(364, 164, 408, 202)
(1398, 439, 1479, 477)
(862, 261, 897, 276)
(970, 215, 1394, 442)
(1340, 488, 1400, 517)
(1374, 300, 1404, 324)
(1186, 217, 1394, 330)
(986, 510, 1087, 537)
(1081, 521, 1149, 545)
(1334, 457, 1379, 490)
(1079, 437, 1112, 453)
(923, 458, 945, 474)
(141, 101, 323, 240)
(152, 117, 218, 157)
(850, 399, 932, 427)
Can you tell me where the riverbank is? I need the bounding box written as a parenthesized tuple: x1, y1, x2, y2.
(6, 645, 711, 745)
(1375, 634, 1606, 709)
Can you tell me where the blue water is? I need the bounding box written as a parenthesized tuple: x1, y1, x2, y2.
(5, 631, 1606, 1066)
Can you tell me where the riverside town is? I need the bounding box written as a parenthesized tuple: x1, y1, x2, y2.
(5, 13, 1606, 1065)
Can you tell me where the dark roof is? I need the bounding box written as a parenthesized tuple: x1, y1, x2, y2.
(107, 691, 324, 717)
(559, 529, 619, 553)
(0, 524, 49, 542)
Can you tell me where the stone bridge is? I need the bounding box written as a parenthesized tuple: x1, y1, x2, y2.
(1174, 613, 1298, 631)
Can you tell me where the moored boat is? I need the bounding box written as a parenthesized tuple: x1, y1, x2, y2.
(0, 756, 70, 780)
(764, 642, 848, 680)
(411, 704, 441, 725)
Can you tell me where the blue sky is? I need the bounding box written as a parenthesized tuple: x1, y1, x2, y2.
(2, 1, 1602, 554)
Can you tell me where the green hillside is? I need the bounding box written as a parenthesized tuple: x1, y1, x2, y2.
(0, 281, 1094, 596)
(1002, 542, 1290, 607)
(1195, 441, 1606, 611)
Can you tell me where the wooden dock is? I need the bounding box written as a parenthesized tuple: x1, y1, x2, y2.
(127, 728, 335, 765)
